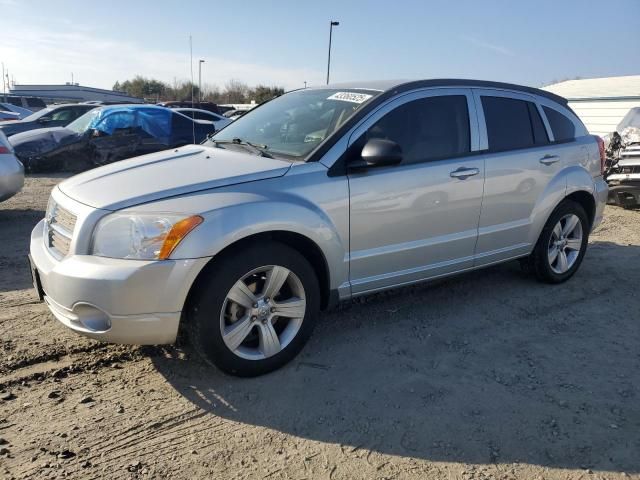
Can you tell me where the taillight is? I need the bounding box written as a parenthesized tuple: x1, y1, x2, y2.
(0, 146, 10, 154)
(596, 136, 605, 175)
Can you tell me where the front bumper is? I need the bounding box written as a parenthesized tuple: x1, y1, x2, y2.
(29, 219, 210, 344)
(0, 156, 24, 202)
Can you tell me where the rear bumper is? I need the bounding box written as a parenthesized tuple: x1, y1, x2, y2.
(29, 219, 211, 345)
(0, 156, 24, 202)
(592, 177, 608, 230)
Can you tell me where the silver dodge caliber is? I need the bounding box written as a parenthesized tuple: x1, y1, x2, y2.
(29, 80, 608, 376)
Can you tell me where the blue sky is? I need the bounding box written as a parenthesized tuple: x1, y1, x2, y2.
(1, 0, 639, 91)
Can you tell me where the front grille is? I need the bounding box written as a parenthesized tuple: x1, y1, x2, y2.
(46, 202, 77, 258)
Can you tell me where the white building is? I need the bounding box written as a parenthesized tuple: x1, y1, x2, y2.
(542, 75, 640, 136)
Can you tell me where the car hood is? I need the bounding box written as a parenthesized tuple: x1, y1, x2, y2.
(0, 120, 40, 138)
(9, 127, 78, 156)
(58, 144, 293, 210)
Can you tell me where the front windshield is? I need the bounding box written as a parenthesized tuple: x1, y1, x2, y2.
(204, 88, 380, 159)
(66, 109, 101, 134)
(21, 107, 54, 122)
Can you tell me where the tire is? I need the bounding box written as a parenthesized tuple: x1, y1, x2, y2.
(187, 242, 320, 376)
(528, 200, 589, 284)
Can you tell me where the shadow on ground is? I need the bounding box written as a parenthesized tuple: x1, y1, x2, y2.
(0, 208, 45, 292)
(153, 241, 640, 473)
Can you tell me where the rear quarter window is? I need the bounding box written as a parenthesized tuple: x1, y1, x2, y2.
(542, 106, 576, 142)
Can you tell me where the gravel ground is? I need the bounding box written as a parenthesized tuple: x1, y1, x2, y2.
(0, 175, 639, 480)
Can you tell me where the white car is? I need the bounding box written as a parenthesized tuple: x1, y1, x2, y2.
(0, 130, 24, 201)
(174, 108, 232, 131)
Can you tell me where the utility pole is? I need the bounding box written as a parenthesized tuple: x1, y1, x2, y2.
(326, 20, 339, 85)
(198, 59, 205, 102)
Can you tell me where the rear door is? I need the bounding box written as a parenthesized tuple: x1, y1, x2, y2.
(472, 89, 563, 265)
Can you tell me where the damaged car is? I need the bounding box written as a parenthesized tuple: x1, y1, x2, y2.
(604, 107, 640, 208)
(9, 105, 218, 173)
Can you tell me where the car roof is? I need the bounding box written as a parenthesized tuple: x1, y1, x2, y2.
(312, 78, 568, 105)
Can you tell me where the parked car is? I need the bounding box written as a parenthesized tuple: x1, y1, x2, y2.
(0, 130, 24, 202)
(603, 107, 640, 207)
(1, 95, 47, 112)
(28, 79, 607, 376)
(174, 108, 232, 130)
(217, 105, 236, 115)
(0, 102, 33, 119)
(223, 109, 251, 120)
(0, 104, 97, 137)
(0, 110, 21, 122)
(11, 105, 217, 172)
(158, 101, 222, 115)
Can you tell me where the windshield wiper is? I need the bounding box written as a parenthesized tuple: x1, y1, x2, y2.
(212, 137, 273, 158)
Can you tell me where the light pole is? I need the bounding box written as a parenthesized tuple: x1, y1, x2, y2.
(304, 81, 307, 89)
(198, 59, 205, 102)
(326, 20, 339, 85)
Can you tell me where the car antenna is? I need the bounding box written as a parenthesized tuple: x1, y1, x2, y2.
(189, 34, 196, 145)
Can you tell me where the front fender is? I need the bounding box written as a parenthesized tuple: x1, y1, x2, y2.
(169, 193, 348, 291)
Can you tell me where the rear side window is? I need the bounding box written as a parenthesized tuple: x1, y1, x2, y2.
(26, 97, 46, 108)
(482, 96, 548, 151)
(542, 106, 576, 142)
(365, 95, 471, 164)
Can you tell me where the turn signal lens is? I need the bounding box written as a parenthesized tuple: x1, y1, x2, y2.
(158, 215, 203, 259)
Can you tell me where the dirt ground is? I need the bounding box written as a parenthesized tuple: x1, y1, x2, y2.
(0, 175, 639, 480)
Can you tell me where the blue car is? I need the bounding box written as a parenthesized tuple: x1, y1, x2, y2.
(9, 105, 218, 172)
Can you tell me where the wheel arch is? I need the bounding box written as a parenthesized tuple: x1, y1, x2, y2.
(182, 230, 335, 329)
(565, 190, 596, 229)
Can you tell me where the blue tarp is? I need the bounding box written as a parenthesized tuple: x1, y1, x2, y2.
(89, 107, 172, 139)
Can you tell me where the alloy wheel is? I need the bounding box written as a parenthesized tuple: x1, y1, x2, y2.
(547, 213, 583, 274)
(220, 265, 306, 360)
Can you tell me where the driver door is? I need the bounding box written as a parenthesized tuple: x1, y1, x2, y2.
(347, 89, 485, 294)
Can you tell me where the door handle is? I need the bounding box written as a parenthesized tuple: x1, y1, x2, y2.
(450, 167, 480, 179)
(539, 154, 560, 165)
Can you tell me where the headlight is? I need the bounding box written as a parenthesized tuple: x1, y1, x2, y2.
(91, 213, 203, 260)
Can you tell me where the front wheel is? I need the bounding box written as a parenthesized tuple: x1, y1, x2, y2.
(528, 200, 589, 284)
(187, 242, 320, 376)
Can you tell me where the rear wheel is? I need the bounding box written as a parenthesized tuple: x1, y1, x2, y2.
(187, 242, 320, 376)
(528, 200, 589, 283)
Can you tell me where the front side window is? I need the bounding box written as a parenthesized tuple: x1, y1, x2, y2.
(205, 88, 380, 159)
(50, 108, 75, 122)
(542, 106, 576, 142)
(482, 96, 548, 151)
(362, 95, 470, 164)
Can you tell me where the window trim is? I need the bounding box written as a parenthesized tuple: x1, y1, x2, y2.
(473, 88, 559, 154)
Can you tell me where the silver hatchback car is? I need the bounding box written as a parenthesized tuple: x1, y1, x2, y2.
(29, 79, 608, 376)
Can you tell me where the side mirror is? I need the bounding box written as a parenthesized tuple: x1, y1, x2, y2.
(38, 117, 52, 124)
(349, 138, 402, 170)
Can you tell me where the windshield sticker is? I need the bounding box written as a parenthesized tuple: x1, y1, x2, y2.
(327, 92, 373, 104)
